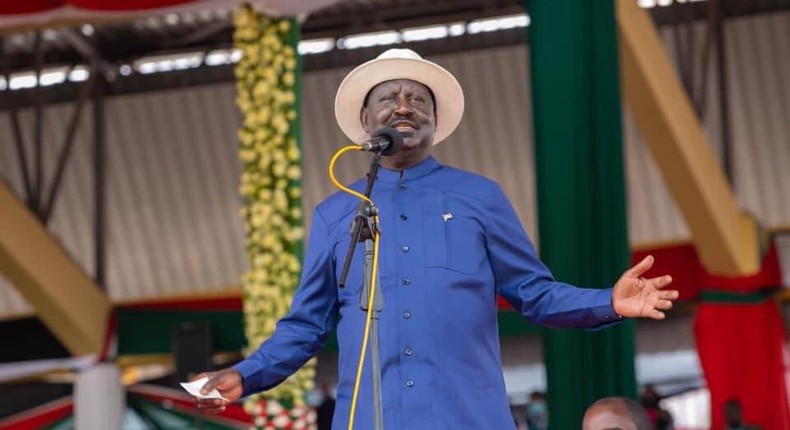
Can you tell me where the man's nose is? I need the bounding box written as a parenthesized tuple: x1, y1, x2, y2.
(394, 95, 413, 115)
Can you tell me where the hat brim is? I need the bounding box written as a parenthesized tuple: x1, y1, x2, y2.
(334, 56, 464, 145)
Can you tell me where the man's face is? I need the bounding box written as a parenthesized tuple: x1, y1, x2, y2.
(583, 404, 637, 430)
(361, 79, 436, 166)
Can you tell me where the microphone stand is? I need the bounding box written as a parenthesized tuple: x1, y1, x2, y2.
(338, 152, 385, 430)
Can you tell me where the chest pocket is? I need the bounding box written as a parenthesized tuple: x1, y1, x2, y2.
(423, 192, 487, 275)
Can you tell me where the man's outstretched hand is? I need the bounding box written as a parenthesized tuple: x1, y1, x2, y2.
(613, 255, 678, 320)
(192, 368, 244, 414)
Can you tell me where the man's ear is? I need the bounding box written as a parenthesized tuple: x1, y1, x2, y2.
(360, 107, 369, 133)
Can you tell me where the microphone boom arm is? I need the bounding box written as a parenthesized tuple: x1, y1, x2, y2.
(338, 152, 382, 288)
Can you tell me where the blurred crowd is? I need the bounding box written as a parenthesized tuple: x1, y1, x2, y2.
(511, 385, 761, 430)
(312, 382, 761, 430)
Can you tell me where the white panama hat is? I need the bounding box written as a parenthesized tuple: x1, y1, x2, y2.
(334, 48, 465, 145)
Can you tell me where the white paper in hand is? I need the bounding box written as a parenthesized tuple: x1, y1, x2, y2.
(180, 377, 229, 401)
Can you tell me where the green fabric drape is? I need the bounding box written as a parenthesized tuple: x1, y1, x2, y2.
(528, 1, 637, 428)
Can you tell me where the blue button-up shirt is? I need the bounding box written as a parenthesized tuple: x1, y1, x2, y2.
(234, 156, 620, 430)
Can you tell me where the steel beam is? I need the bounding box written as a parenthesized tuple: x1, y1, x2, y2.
(0, 181, 111, 355)
(616, 0, 759, 275)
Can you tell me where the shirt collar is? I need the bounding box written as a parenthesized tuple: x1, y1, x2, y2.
(377, 156, 441, 183)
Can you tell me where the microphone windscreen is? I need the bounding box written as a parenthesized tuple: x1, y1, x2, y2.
(372, 127, 404, 156)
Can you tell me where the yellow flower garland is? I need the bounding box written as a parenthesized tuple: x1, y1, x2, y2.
(234, 4, 315, 423)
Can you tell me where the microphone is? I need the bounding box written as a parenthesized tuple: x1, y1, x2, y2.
(360, 127, 403, 156)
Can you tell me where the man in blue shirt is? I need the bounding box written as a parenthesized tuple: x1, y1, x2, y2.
(194, 49, 678, 429)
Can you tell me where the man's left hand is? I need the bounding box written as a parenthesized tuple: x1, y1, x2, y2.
(612, 255, 678, 320)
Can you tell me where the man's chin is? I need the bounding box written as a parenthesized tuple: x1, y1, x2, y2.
(399, 140, 421, 151)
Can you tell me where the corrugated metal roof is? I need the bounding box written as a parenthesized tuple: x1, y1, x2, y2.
(727, 12, 790, 228)
(102, 86, 248, 299)
(1, 11, 789, 318)
(625, 12, 790, 245)
(0, 85, 249, 317)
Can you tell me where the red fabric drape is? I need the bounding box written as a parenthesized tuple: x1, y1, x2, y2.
(635, 243, 789, 429)
(695, 301, 790, 430)
(69, 0, 197, 11)
(700, 245, 784, 293)
(633, 244, 703, 300)
(0, 0, 342, 28)
(0, 0, 197, 14)
(0, 398, 73, 430)
(0, 1, 62, 15)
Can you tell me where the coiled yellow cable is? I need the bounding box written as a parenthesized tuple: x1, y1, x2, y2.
(328, 145, 382, 430)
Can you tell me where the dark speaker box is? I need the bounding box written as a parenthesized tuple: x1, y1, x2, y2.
(172, 321, 213, 385)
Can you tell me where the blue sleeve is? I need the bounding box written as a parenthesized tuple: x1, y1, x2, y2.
(233, 208, 339, 395)
(484, 184, 622, 329)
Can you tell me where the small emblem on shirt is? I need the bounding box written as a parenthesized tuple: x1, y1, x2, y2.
(442, 212, 453, 222)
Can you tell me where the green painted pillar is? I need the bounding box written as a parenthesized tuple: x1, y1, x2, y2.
(527, 1, 637, 428)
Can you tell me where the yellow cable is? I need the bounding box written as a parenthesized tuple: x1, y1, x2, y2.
(328, 145, 382, 430)
(347, 216, 380, 430)
(329, 145, 372, 205)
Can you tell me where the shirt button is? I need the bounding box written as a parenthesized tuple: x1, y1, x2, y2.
(406, 380, 415, 388)
(399, 213, 408, 220)
(403, 310, 411, 319)
(404, 347, 413, 356)
(401, 277, 411, 286)
(401, 245, 410, 253)
(400, 184, 407, 191)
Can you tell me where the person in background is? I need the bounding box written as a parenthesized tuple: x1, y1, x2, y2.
(641, 384, 674, 430)
(723, 399, 761, 430)
(315, 382, 335, 430)
(655, 408, 674, 430)
(583, 397, 651, 430)
(525, 391, 548, 430)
